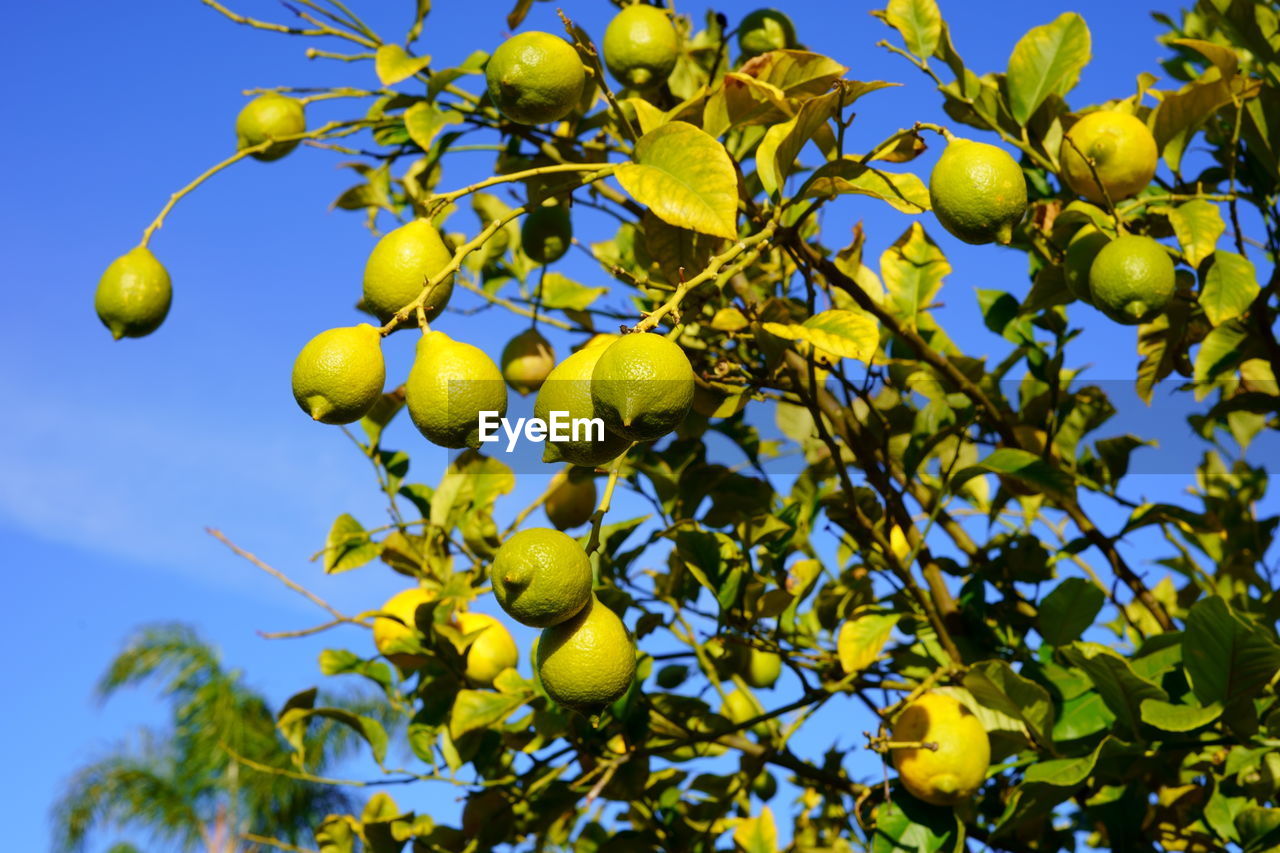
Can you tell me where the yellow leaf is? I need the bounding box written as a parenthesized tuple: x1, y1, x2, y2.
(375, 44, 432, 86)
(761, 308, 879, 363)
(733, 807, 778, 853)
(837, 612, 897, 675)
(615, 122, 740, 239)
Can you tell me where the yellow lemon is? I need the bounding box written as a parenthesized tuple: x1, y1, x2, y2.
(406, 331, 508, 449)
(929, 138, 1028, 245)
(373, 587, 435, 670)
(491, 527, 592, 627)
(486, 32, 585, 125)
(290, 324, 385, 424)
(235, 93, 306, 161)
(536, 595, 636, 711)
(591, 333, 695, 441)
(891, 692, 990, 806)
(361, 219, 455, 330)
(95, 247, 172, 340)
(1059, 110, 1158, 204)
(534, 345, 632, 466)
(456, 612, 519, 687)
(501, 327, 555, 396)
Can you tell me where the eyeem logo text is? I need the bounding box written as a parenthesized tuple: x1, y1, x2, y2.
(477, 411, 605, 452)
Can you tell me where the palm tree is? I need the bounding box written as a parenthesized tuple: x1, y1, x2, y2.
(52, 624, 377, 852)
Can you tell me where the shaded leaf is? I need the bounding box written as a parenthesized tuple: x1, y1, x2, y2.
(799, 159, 931, 213)
(324, 514, 382, 574)
(964, 659, 1056, 747)
(1037, 577, 1105, 646)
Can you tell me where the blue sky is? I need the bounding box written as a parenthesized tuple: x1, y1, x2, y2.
(4, 1, 1276, 850)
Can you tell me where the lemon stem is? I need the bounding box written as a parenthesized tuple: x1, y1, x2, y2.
(584, 448, 630, 556)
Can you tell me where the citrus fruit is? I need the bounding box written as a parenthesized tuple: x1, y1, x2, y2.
(291, 324, 385, 424)
(490, 527, 592, 628)
(1063, 225, 1110, 305)
(456, 611, 519, 687)
(603, 5, 680, 89)
(373, 587, 435, 670)
(95, 247, 172, 340)
(536, 595, 636, 711)
(361, 219, 455, 329)
(737, 9, 797, 57)
(1059, 110, 1158, 204)
(929, 138, 1027, 245)
(521, 204, 573, 265)
(235, 93, 306, 161)
(1088, 234, 1176, 325)
(545, 468, 597, 530)
(743, 648, 782, 689)
(891, 692, 990, 806)
(591, 333, 695, 441)
(534, 346, 632, 466)
(581, 333, 620, 352)
(722, 688, 772, 737)
(486, 32, 585, 125)
(501, 327, 555, 396)
(406, 331, 508, 449)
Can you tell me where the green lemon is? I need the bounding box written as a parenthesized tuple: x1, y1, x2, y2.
(534, 346, 632, 466)
(603, 5, 680, 89)
(491, 527, 592, 628)
(235, 93, 306, 161)
(95, 247, 172, 340)
(486, 32, 585, 125)
(406, 331, 508, 449)
(501, 327, 555, 396)
(291, 324, 385, 424)
(456, 612, 518, 687)
(1088, 235, 1176, 325)
(1059, 110, 1158, 204)
(536, 595, 636, 712)
(721, 688, 772, 737)
(591, 333, 695, 441)
(361, 219, 455, 330)
(521, 205, 573, 265)
(1063, 225, 1110, 305)
(545, 468, 597, 530)
(737, 9, 797, 57)
(929, 138, 1027, 245)
(743, 648, 782, 689)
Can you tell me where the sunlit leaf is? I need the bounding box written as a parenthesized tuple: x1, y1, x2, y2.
(615, 122, 739, 239)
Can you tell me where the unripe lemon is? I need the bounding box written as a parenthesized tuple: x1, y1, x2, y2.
(1063, 225, 1110, 305)
(373, 587, 435, 670)
(603, 5, 680, 89)
(722, 688, 772, 737)
(291, 324, 385, 424)
(929, 139, 1027, 245)
(1059, 110, 1158, 204)
(456, 611, 519, 687)
(591, 333, 695, 442)
(545, 468, 597, 530)
(406, 331, 508, 449)
(737, 8, 797, 57)
(95, 247, 172, 340)
(891, 692, 990, 806)
(501, 327, 555, 396)
(536, 595, 636, 712)
(235, 93, 306, 161)
(743, 648, 782, 689)
(534, 346, 631, 466)
(486, 32, 585, 125)
(361, 219, 455, 330)
(521, 205, 573, 265)
(491, 527, 592, 627)
(1088, 235, 1176, 325)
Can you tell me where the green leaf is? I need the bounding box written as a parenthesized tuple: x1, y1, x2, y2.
(733, 807, 778, 853)
(375, 44, 432, 86)
(882, 0, 942, 59)
(1236, 808, 1280, 853)
(798, 158, 931, 213)
(762, 308, 880, 363)
(880, 223, 950, 326)
(538, 272, 607, 311)
(1200, 251, 1259, 327)
(1037, 577, 1105, 645)
(964, 659, 1056, 747)
(1167, 199, 1224, 269)
(403, 102, 463, 152)
(1183, 596, 1280, 708)
(952, 448, 1073, 498)
(836, 612, 898, 675)
(756, 89, 843, 197)
(279, 706, 389, 764)
(324, 514, 383, 574)
(1194, 317, 1251, 388)
(1152, 77, 1253, 172)
(615, 122, 739, 239)
(870, 795, 961, 853)
(1061, 642, 1167, 737)
(1139, 697, 1222, 732)
(1023, 736, 1114, 786)
(1005, 13, 1092, 125)
(448, 689, 528, 739)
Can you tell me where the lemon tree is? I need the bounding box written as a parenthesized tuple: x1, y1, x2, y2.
(88, 0, 1280, 850)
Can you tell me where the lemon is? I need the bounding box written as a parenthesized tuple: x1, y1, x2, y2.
(722, 688, 772, 737)
(521, 204, 573, 265)
(1088, 235, 1176, 325)
(737, 9, 797, 57)
(545, 468, 597, 530)
(929, 138, 1027, 245)
(486, 32, 585, 125)
(290, 324, 385, 424)
(534, 346, 632, 466)
(95, 247, 172, 340)
(501, 327, 555, 396)
(235, 93, 306, 161)
(491, 527, 592, 627)
(591, 333, 695, 441)
(1063, 225, 1110, 305)
(581, 333, 620, 352)
(456, 611, 519, 687)
(373, 587, 435, 670)
(406, 331, 508, 449)
(536, 595, 636, 711)
(603, 5, 680, 89)
(361, 219, 455, 330)
(743, 648, 782, 689)
(891, 692, 990, 806)
(1059, 110, 1158, 204)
